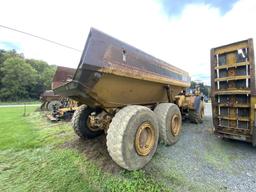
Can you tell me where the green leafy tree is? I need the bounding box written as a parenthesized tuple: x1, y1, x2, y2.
(0, 49, 23, 91)
(0, 49, 57, 101)
(26, 59, 56, 98)
(0, 57, 37, 101)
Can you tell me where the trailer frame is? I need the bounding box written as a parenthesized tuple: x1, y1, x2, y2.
(210, 39, 256, 145)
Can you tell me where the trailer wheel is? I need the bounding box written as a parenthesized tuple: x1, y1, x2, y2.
(106, 105, 159, 170)
(189, 101, 204, 124)
(72, 105, 103, 139)
(154, 103, 182, 145)
(47, 100, 62, 111)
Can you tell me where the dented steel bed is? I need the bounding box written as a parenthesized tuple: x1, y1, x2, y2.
(54, 28, 190, 108)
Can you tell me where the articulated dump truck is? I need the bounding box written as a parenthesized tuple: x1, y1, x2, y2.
(211, 39, 256, 146)
(54, 28, 199, 170)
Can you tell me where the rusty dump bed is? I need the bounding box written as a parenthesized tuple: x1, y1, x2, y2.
(52, 66, 76, 90)
(54, 28, 190, 108)
(211, 39, 256, 143)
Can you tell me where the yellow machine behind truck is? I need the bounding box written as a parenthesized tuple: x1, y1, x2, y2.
(211, 39, 256, 146)
(40, 66, 78, 121)
(175, 85, 204, 123)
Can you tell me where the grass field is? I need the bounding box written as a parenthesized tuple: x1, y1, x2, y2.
(0, 106, 172, 192)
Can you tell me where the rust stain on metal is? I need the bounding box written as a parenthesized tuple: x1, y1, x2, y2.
(52, 66, 76, 89)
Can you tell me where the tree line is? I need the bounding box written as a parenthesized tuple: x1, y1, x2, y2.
(0, 49, 56, 101)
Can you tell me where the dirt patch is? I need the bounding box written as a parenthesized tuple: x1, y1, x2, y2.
(62, 135, 122, 174)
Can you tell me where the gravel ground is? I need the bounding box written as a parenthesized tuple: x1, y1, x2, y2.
(65, 103, 256, 191)
(145, 103, 256, 192)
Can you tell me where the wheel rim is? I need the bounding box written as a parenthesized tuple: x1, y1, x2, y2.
(87, 116, 101, 132)
(170, 114, 181, 137)
(135, 122, 155, 156)
(47, 100, 61, 111)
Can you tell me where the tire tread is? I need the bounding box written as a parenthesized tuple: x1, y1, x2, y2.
(106, 105, 153, 170)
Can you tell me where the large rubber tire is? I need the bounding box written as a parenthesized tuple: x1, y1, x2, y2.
(106, 105, 159, 170)
(71, 105, 103, 139)
(189, 101, 204, 124)
(154, 103, 182, 146)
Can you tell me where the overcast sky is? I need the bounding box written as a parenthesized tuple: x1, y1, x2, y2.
(0, 0, 255, 85)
